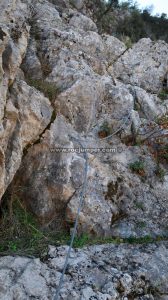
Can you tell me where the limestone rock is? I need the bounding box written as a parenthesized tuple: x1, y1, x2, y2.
(21, 38, 43, 80)
(69, 13, 97, 32)
(13, 116, 85, 223)
(55, 77, 104, 133)
(0, 79, 53, 199)
(103, 34, 126, 64)
(70, 0, 84, 10)
(0, 0, 168, 244)
(113, 38, 168, 93)
(0, 243, 168, 299)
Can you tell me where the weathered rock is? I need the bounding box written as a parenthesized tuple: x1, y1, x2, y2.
(133, 86, 166, 120)
(0, 0, 168, 243)
(0, 79, 53, 199)
(0, 1, 168, 296)
(69, 13, 97, 32)
(113, 38, 168, 93)
(0, 242, 168, 299)
(70, 0, 84, 10)
(55, 77, 104, 133)
(21, 38, 43, 80)
(13, 115, 85, 223)
(103, 34, 126, 64)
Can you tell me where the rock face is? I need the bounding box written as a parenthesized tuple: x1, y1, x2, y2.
(0, 0, 53, 200)
(0, 242, 168, 299)
(0, 0, 168, 241)
(112, 38, 168, 93)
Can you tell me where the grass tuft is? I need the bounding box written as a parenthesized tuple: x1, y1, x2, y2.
(0, 199, 167, 256)
(129, 160, 145, 176)
(0, 198, 69, 257)
(27, 78, 59, 103)
(158, 89, 168, 101)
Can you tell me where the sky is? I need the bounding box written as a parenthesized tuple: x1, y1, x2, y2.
(120, 0, 168, 16)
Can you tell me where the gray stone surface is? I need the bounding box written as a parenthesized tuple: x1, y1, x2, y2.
(0, 243, 168, 299)
(112, 38, 168, 93)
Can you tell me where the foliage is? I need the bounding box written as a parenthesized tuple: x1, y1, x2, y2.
(73, 234, 90, 248)
(157, 144, 168, 163)
(98, 120, 112, 138)
(0, 199, 167, 256)
(27, 78, 59, 102)
(73, 234, 168, 247)
(129, 160, 145, 175)
(120, 35, 133, 48)
(135, 202, 144, 210)
(0, 198, 69, 256)
(86, 0, 168, 43)
(137, 221, 147, 229)
(158, 89, 168, 101)
(116, 10, 147, 43)
(155, 165, 166, 182)
(157, 114, 168, 128)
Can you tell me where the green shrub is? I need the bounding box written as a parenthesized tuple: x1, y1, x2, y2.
(98, 120, 112, 138)
(87, 1, 168, 43)
(135, 202, 144, 210)
(0, 198, 69, 256)
(155, 165, 166, 181)
(129, 160, 145, 175)
(158, 89, 168, 100)
(27, 78, 59, 102)
(121, 35, 133, 48)
(73, 234, 89, 248)
(137, 221, 147, 229)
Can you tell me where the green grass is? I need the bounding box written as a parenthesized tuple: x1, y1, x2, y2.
(129, 160, 145, 175)
(135, 202, 144, 210)
(74, 234, 168, 247)
(155, 165, 166, 182)
(158, 89, 168, 101)
(0, 199, 69, 257)
(0, 199, 167, 257)
(137, 221, 147, 229)
(98, 120, 112, 138)
(27, 78, 59, 103)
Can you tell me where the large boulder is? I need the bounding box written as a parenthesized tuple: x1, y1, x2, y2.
(13, 116, 85, 223)
(55, 77, 104, 133)
(103, 34, 126, 64)
(69, 13, 97, 32)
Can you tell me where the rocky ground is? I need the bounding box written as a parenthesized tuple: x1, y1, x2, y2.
(0, 242, 168, 299)
(0, 0, 168, 299)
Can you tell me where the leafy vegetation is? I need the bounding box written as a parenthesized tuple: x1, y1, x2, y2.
(0, 198, 69, 257)
(74, 234, 168, 247)
(87, 0, 168, 44)
(0, 198, 167, 257)
(156, 114, 168, 129)
(158, 89, 168, 101)
(129, 160, 145, 176)
(26, 78, 59, 103)
(137, 221, 147, 229)
(98, 120, 112, 138)
(135, 202, 145, 210)
(158, 144, 168, 163)
(155, 165, 166, 182)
